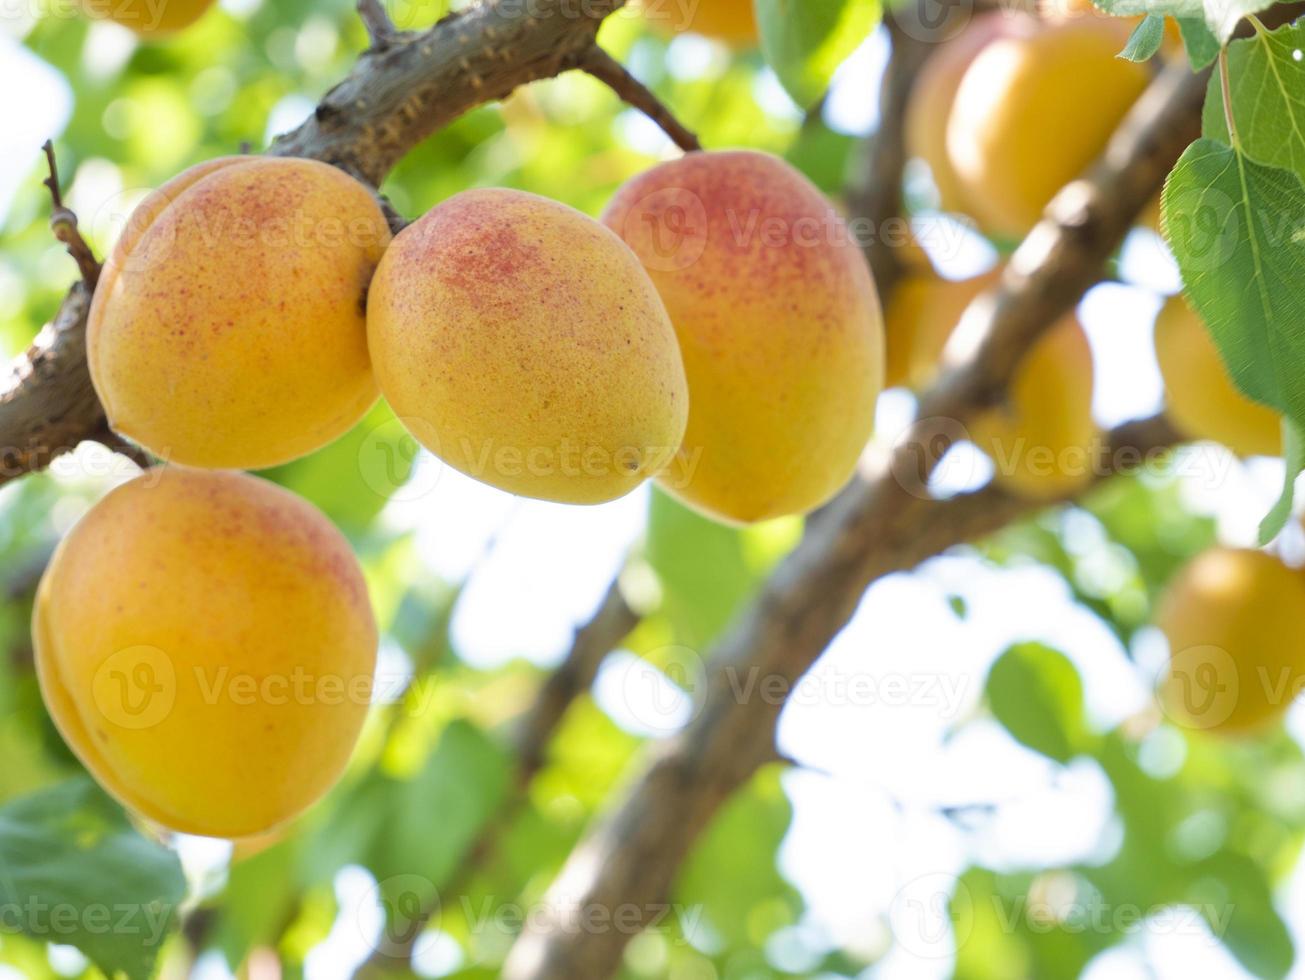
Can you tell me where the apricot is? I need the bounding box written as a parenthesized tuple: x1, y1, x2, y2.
(1156, 548, 1305, 734)
(905, 12, 1035, 216)
(641, 0, 756, 44)
(79, 0, 214, 35)
(969, 314, 1099, 500)
(885, 266, 1002, 390)
(603, 150, 884, 523)
(1154, 296, 1280, 458)
(946, 17, 1150, 239)
(33, 467, 377, 839)
(366, 188, 688, 505)
(88, 157, 390, 470)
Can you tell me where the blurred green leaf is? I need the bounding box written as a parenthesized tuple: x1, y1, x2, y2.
(756, 0, 881, 108)
(986, 644, 1088, 764)
(0, 778, 184, 980)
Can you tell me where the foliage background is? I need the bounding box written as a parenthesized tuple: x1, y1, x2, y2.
(3, 1, 1305, 979)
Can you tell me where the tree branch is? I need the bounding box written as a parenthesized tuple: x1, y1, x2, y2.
(1, 0, 629, 489)
(357, 0, 399, 51)
(499, 54, 1208, 980)
(578, 47, 702, 153)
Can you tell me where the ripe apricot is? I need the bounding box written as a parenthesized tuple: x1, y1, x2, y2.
(366, 188, 688, 505)
(1154, 296, 1280, 458)
(884, 265, 1002, 390)
(969, 314, 1100, 500)
(33, 468, 377, 839)
(603, 150, 884, 523)
(641, 0, 756, 44)
(1156, 548, 1305, 734)
(79, 0, 214, 35)
(905, 12, 1036, 216)
(946, 17, 1150, 239)
(88, 157, 390, 469)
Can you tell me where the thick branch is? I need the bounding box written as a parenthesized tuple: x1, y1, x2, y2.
(269, 0, 624, 183)
(500, 56, 1207, 980)
(578, 47, 702, 153)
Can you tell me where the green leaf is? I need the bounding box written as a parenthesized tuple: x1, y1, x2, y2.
(263, 402, 424, 535)
(1178, 15, 1222, 66)
(1204, 19, 1305, 179)
(1191, 851, 1293, 979)
(756, 0, 882, 108)
(313, 720, 511, 893)
(1091, 0, 1269, 44)
(676, 767, 797, 946)
(1259, 418, 1305, 543)
(0, 778, 185, 980)
(1119, 14, 1167, 61)
(646, 489, 759, 648)
(1162, 139, 1305, 445)
(986, 644, 1087, 764)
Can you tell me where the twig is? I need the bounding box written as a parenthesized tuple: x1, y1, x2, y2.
(578, 47, 702, 153)
(40, 142, 99, 288)
(358, 0, 399, 50)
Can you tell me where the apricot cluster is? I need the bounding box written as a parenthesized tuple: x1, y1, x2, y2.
(43, 148, 885, 839)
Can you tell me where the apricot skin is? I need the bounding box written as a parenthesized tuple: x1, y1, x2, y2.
(642, 0, 756, 44)
(88, 157, 390, 470)
(905, 12, 1035, 216)
(1157, 548, 1305, 735)
(603, 150, 884, 524)
(969, 315, 1099, 500)
(1154, 296, 1281, 458)
(946, 18, 1149, 238)
(366, 188, 688, 505)
(33, 467, 377, 839)
(884, 266, 1002, 390)
(80, 0, 214, 35)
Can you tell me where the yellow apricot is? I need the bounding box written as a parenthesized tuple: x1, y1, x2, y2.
(366, 188, 688, 505)
(603, 150, 884, 523)
(79, 0, 214, 35)
(946, 18, 1150, 239)
(33, 468, 377, 839)
(970, 314, 1100, 500)
(641, 0, 756, 44)
(1154, 296, 1281, 458)
(905, 12, 1036, 216)
(884, 266, 1002, 390)
(88, 157, 390, 469)
(1156, 548, 1305, 735)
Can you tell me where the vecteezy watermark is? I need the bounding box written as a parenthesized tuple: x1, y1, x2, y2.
(1159, 647, 1305, 731)
(356, 415, 441, 502)
(357, 875, 705, 959)
(90, 645, 436, 730)
(0, 897, 175, 948)
(888, 421, 1241, 501)
(890, 871, 1235, 959)
(614, 187, 975, 271)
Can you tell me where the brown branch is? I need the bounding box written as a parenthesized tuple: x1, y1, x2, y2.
(847, 14, 933, 293)
(357, 0, 399, 50)
(578, 47, 702, 153)
(1, 0, 629, 488)
(41, 142, 100, 288)
(498, 52, 1209, 980)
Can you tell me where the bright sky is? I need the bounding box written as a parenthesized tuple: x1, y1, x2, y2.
(4, 9, 1305, 980)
